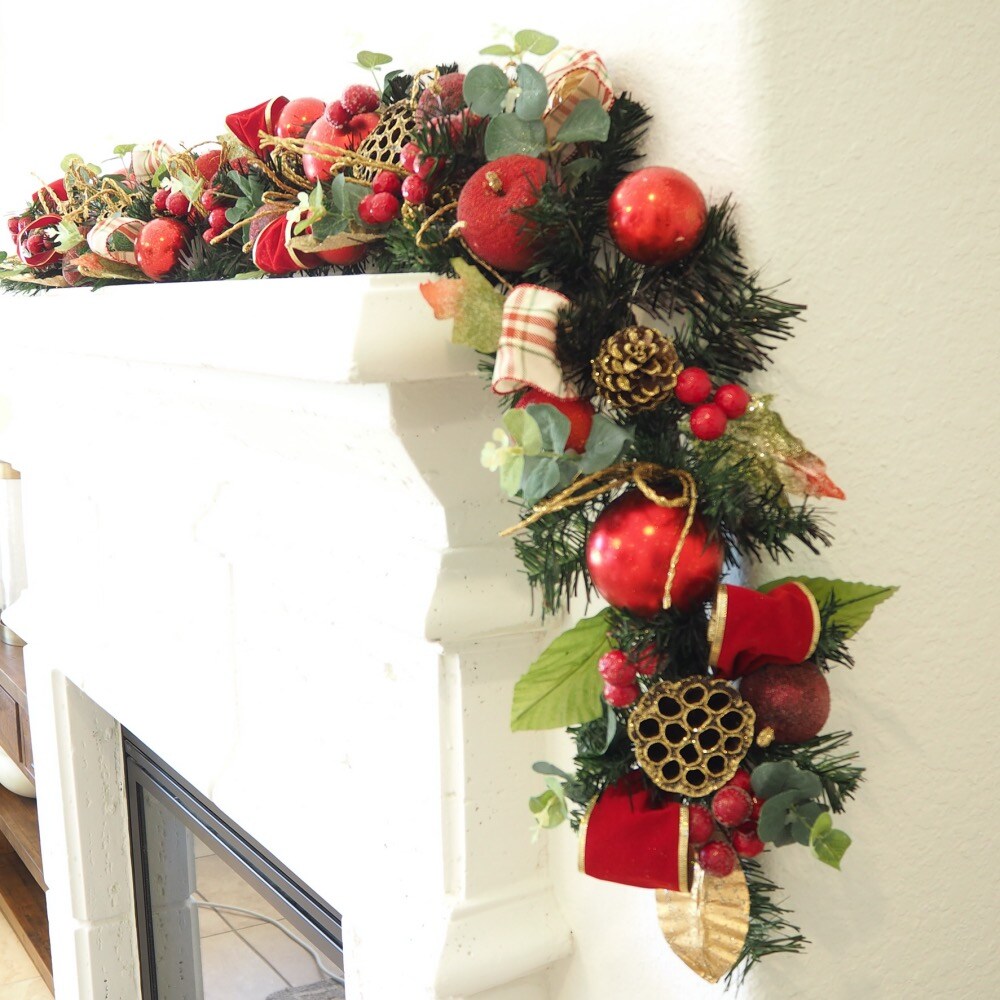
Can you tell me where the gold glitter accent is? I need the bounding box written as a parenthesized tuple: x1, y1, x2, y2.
(756, 726, 775, 748)
(706, 584, 728, 668)
(656, 862, 750, 983)
(577, 796, 598, 874)
(677, 806, 690, 895)
(790, 581, 822, 658)
(627, 678, 755, 796)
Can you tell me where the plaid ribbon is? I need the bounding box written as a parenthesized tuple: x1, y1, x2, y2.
(540, 48, 615, 139)
(492, 284, 578, 399)
(87, 216, 144, 266)
(130, 141, 175, 183)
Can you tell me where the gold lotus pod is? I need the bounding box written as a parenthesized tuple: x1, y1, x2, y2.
(591, 325, 681, 411)
(352, 101, 416, 183)
(656, 861, 750, 983)
(627, 677, 755, 796)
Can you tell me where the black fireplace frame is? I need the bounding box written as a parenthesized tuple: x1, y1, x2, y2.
(123, 728, 344, 999)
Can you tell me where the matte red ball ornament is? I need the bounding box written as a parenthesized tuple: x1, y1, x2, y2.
(514, 388, 595, 453)
(714, 384, 750, 419)
(608, 166, 707, 266)
(586, 489, 724, 616)
(739, 661, 831, 744)
(675, 367, 712, 406)
(134, 218, 190, 279)
(690, 403, 728, 441)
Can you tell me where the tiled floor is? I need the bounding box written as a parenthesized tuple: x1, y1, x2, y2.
(0, 909, 51, 998)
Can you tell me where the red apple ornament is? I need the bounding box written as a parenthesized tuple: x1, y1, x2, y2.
(134, 218, 190, 279)
(608, 166, 707, 266)
(456, 155, 547, 271)
(739, 662, 831, 744)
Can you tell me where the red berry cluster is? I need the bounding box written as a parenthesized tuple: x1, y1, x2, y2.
(688, 768, 767, 877)
(357, 140, 441, 227)
(674, 367, 751, 441)
(597, 647, 659, 707)
(7, 215, 53, 256)
(325, 84, 380, 128)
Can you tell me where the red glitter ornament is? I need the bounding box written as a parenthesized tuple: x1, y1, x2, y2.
(586, 489, 723, 616)
(711, 786, 753, 828)
(739, 662, 831, 744)
(731, 823, 765, 858)
(134, 218, 190, 279)
(607, 166, 707, 266)
(698, 841, 738, 878)
(688, 804, 716, 847)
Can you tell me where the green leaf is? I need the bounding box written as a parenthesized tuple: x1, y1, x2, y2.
(515, 64, 549, 121)
(0, 251, 7, 263)
(760, 577, 897, 639)
(107, 231, 135, 253)
(532, 761, 571, 779)
(520, 456, 561, 505)
(499, 453, 525, 496)
(480, 43, 516, 56)
(578, 415, 632, 471)
(503, 408, 544, 454)
(751, 760, 801, 799)
(561, 157, 600, 188)
(464, 64, 511, 118)
(60, 153, 84, 172)
(556, 98, 611, 144)
(789, 801, 828, 846)
(529, 777, 568, 830)
(54, 219, 84, 253)
(514, 28, 558, 55)
(232, 269, 265, 280)
(511, 609, 613, 731)
(484, 115, 548, 160)
(525, 404, 570, 453)
(175, 172, 204, 204)
(113, 143, 136, 157)
(810, 811, 852, 869)
(356, 50, 392, 69)
(310, 214, 349, 242)
(448, 258, 504, 352)
(756, 789, 803, 843)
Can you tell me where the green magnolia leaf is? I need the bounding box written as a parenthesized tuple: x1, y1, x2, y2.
(761, 576, 898, 639)
(810, 811, 852, 869)
(514, 28, 558, 55)
(556, 99, 611, 144)
(485, 115, 548, 160)
(113, 143, 137, 157)
(511, 608, 613, 730)
(790, 801, 828, 846)
(578, 415, 632, 472)
(515, 64, 549, 121)
(464, 63, 511, 118)
(525, 404, 570, 453)
(503, 408, 544, 454)
(480, 44, 516, 56)
(356, 50, 392, 69)
(499, 453, 525, 496)
(520, 456, 561, 505)
(756, 789, 804, 843)
(449, 259, 504, 352)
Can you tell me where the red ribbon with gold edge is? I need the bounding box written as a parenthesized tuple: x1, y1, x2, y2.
(579, 771, 690, 892)
(226, 97, 289, 158)
(707, 582, 820, 679)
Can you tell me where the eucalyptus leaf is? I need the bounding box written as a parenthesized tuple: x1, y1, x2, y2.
(515, 64, 549, 121)
(555, 454, 580, 489)
(503, 408, 544, 454)
(356, 50, 392, 69)
(561, 157, 600, 188)
(760, 576, 898, 639)
(484, 115, 548, 160)
(0, 251, 7, 263)
(113, 143, 136, 157)
(602, 704, 618, 752)
(232, 269, 265, 279)
(772, 826, 796, 848)
(528, 786, 567, 828)
(525, 404, 570, 453)
(514, 28, 558, 55)
(520, 456, 561, 504)
(499, 453, 525, 496)
(464, 64, 511, 118)
(556, 99, 611, 144)
(811, 812, 852, 869)
(60, 153, 84, 172)
(756, 789, 804, 843)
(510, 608, 613, 730)
(790, 802, 828, 846)
(750, 760, 803, 799)
(532, 761, 571, 779)
(310, 214, 349, 242)
(579, 415, 632, 471)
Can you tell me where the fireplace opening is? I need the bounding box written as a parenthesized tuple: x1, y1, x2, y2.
(123, 730, 345, 999)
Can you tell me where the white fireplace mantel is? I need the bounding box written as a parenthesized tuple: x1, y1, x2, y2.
(0, 274, 572, 999)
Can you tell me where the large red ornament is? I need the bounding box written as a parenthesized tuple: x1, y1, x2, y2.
(586, 489, 723, 615)
(608, 166, 707, 266)
(134, 218, 190, 280)
(275, 97, 325, 139)
(301, 113, 380, 183)
(738, 662, 831, 744)
(456, 155, 547, 271)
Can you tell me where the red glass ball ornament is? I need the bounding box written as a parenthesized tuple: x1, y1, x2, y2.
(134, 218, 190, 279)
(275, 97, 325, 139)
(739, 662, 831, 744)
(586, 489, 724, 616)
(514, 388, 595, 453)
(675, 367, 713, 406)
(714, 383, 750, 419)
(608, 166, 707, 266)
(690, 403, 728, 441)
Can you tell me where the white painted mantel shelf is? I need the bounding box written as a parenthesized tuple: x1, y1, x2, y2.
(0, 275, 572, 1000)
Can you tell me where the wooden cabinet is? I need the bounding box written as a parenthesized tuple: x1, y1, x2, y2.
(0, 640, 51, 991)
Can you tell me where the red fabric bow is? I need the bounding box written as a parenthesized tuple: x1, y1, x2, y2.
(225, 97, 289, 158)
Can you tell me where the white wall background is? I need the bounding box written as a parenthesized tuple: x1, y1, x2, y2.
(2, 2, 998, 999)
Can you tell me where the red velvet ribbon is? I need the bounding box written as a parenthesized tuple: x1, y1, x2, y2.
(251, 216, 320, 275)
(226, 97, 289, 158)
(579, 771, 689, 892)
(707, 582, 820, 679)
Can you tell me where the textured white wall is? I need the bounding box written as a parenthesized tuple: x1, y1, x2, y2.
(2, 2, 998, 998)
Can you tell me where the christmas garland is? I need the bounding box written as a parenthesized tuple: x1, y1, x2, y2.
(2, 31, 895, 985)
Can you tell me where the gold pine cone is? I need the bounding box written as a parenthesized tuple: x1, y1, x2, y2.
(592, 326, 682, 411)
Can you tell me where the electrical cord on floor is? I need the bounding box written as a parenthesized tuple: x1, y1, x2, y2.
(193, 900, 345, 986)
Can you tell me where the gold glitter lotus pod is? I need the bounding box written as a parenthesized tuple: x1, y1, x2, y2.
(627, 677, 755, 796)
(591, 325, 682, 411)
(352, 101, 416, 183)
(656, 861, 750, 983)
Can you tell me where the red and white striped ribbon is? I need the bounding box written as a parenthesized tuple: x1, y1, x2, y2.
(87, 217, 144, 266)
(540, 48, 615, 139)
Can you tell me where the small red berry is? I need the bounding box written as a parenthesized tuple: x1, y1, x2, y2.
(208, 208, 228, 231)
(698, 841, 738, 878)
(675, 367, 713, 405)
(372, 171, 402, 196)
(7, 217, 20, 236)
(165, 191, 191, 217)
(633, 645, 659, 676)
(751, 797, 763, 823)
(358, 195, 378, 226)
(732, 822, 766, 858)
(153, 189, 170, 212)
(399, 142, 421, 173)
(25, 232, 47, 255)
(366, 192, 401, 224)
(598, 650, 636, 686)
(325, 100, 352, 128)
(413, 154, 437, 180)
(688, 804, 715, 847)
(200, 189, 220, 211)
(16, 216, 31, 232)
(711, 786, 753, 828)
(602, 681, 640, 707)
(341, 84, 380, 115)
(202, 228, 217, 244)
(690, 403, 728, 441)
(714, 383, 751, 419)
(724, 769, 753, 794)
(401, 174, 431, 205)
